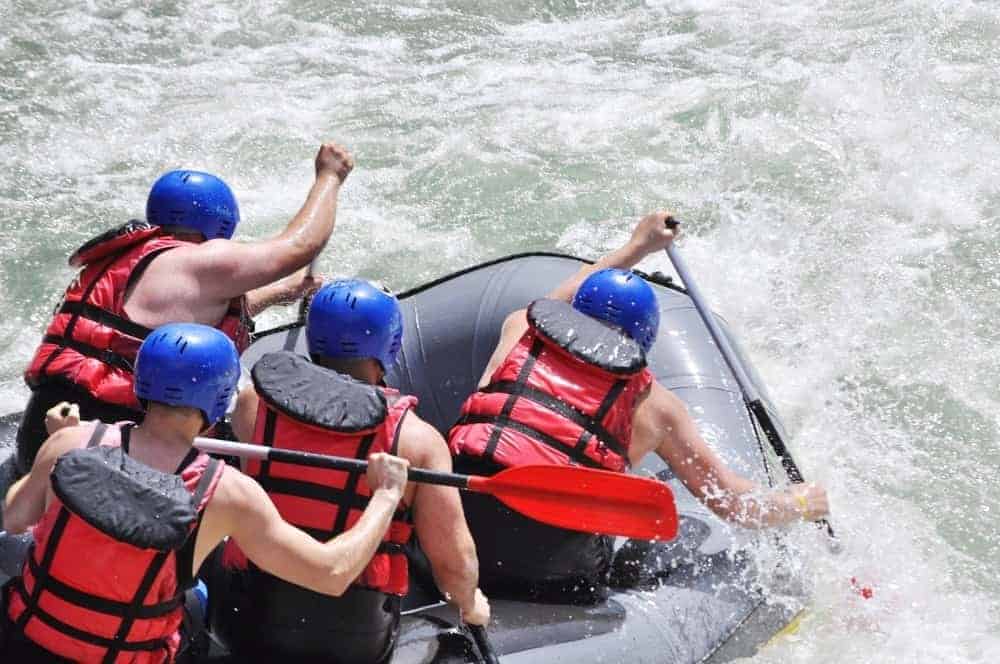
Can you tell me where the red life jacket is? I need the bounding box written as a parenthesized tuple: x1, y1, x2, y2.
(222, 351, 416, 596)
(6, 422, 224, 664)
(450, 299, 654, 473)
(24, 220, 251, 411)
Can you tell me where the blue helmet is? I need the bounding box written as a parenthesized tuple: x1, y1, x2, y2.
(307, 279, 404, 369)
(572, 268, 660, 352)
(146, 170, 240, 240)
(134, 323, 241, 427)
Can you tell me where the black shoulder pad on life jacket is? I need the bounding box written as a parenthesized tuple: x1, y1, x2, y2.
(51, 446, 197, 551)
(252, 351, 388, 432)
(527, 299, 647, 375)
(69, 219, 162, 268)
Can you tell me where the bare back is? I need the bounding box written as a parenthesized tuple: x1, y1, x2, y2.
(123, 243, 239, 330)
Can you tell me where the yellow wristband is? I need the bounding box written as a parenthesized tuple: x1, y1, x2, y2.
(795, 494, 809, 520)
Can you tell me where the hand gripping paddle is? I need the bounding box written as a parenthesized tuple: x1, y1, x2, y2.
(661, 218, 841, 553)
(194, 438, 678, 541)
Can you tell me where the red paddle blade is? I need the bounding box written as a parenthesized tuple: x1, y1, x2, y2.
(467, 465, 678, 541)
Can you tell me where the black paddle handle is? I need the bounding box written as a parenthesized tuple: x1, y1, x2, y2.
(746, 400, 836, 540)
(264, 446, 472, 489)
(469, 625, 501, 664)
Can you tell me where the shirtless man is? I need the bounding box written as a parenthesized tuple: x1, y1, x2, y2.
(17, 142, 353, 475)
(219, 279, 488, 662)
(3, 323, 409, 663)
(449, 211, 831, 597)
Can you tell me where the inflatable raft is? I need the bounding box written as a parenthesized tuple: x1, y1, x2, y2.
(0, 252, 806, 663)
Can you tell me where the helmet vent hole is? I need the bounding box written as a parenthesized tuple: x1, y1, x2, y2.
(163, 386, 183, 398)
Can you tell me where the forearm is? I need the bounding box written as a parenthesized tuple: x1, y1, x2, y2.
(432, 550, 479, 613)
(244, 282, 282, 317)
(244, 268, 304, 317)
(4, 477, 40, 534)
(548, 241, 648, 302)
(276, 175, 340, 266)
(318, 489, 401, 594)
(706, 487, 807, 529)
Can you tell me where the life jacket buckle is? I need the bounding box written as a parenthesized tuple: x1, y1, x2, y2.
(102, 348, 133, 372)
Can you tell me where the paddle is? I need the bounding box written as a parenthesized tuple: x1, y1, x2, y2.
(193, 438, 678, 541)
(469, 624, 501, 664)
(662, 228, 841, 552)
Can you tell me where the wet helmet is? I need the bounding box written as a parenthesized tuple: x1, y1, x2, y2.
(572, 268, 660, 352)
(146, 170, 240, 240)
(134, 323, 241, 427)
(307, 279, 404, 369)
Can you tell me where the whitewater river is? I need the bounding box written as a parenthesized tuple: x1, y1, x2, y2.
(1, 1, 998, 661)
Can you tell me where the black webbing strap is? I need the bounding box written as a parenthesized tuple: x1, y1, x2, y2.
(259, 477, 410, 523)
(41, 335, 135, 373)
(38, 256, 118, 377)
(24, 555, 181, 619)
(14, 507, 73, 632)
(481, 381, 628, 458)
(254, 409, 279, 484)
(174, 458, 222, 591)
(10, 581, 170, 652)
(330, 434, 377, 537)
(458, 414, 605, 470)
(101, 550, 173, 662)
(482, 339, 544, 461)
(57, 301, 153, 341)
(593, 380, 627, 423)
(387, 408, 415, 526)
(85, 423, 109, 449)
(390, 409, 409, 456)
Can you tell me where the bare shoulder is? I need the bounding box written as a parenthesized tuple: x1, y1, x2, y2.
(398, 411, 451, 470)
(37, 425, 93, 462)
(501, 308, 529, 337)
(210, 466, 266, 514)
(635, 381, 687, 427)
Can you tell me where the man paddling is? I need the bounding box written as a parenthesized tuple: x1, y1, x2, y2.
(16, 141, 354, 475)
(449, 211, 830, 599)
(2, 323, 409, 663)
(218, 278, 489, 662)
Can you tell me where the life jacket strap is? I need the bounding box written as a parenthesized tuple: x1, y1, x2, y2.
(57, 300, 153, 342)
(41, 334, 135, 373)
(36, 256, 118, 377)
(477, 338, 630, 469)
(457, 413, 606, 470)
(481, 380, 628, 458)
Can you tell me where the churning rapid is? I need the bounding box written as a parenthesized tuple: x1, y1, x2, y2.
(1, 1, 998, 661)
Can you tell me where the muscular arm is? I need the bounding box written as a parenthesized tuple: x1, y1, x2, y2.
(128, 143, 352, 328)
(229, 383, 260, 445)
(197, 461, 404, 597)
(402, 416, 480, 614)
(4, 426, 89, 533)
(632, 384, 821, 528)
(153, 172, 341, 303)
